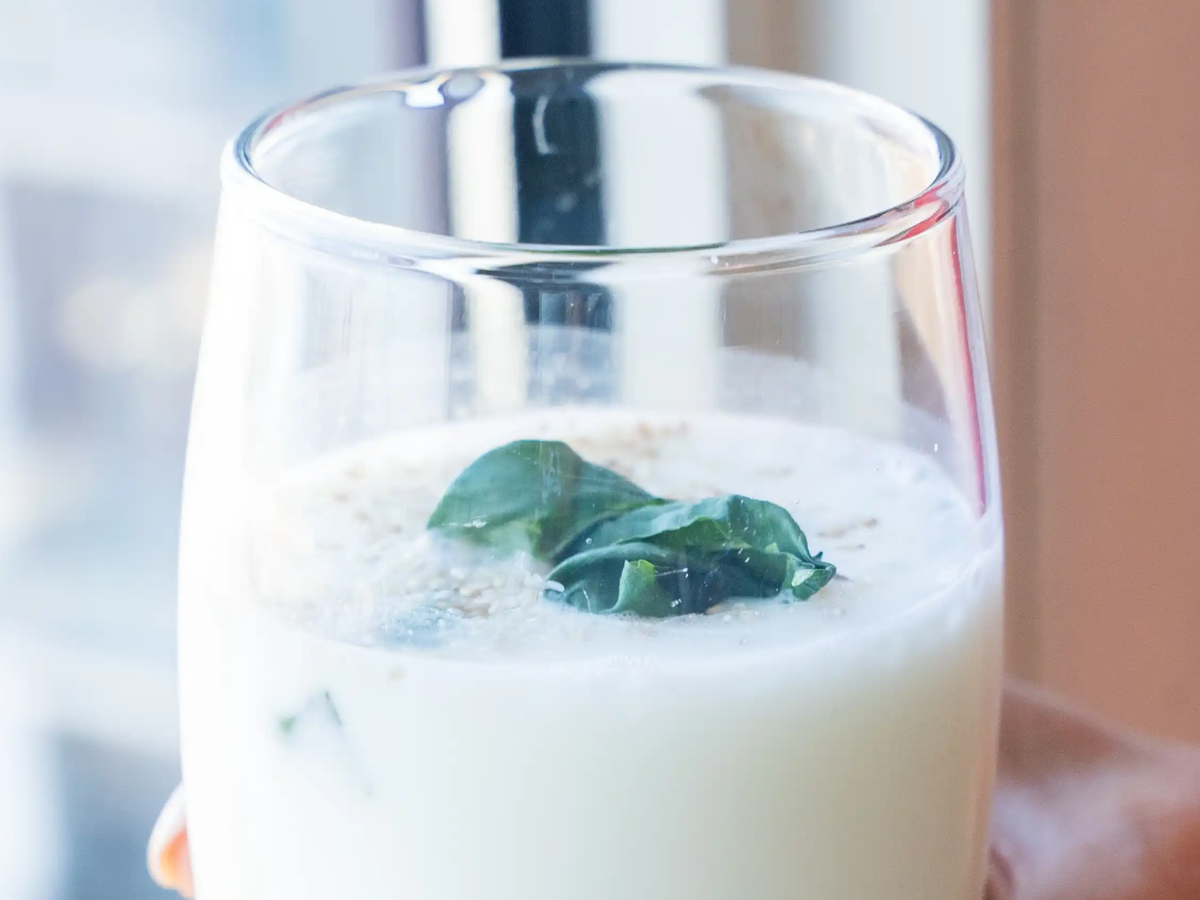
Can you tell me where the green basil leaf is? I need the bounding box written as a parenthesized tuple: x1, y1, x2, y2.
(581, 495, 804, 556)
(730, 546, 836, 602)
(615, 559, 677, 617)
(547, 543, 700, 617)
(575, 495, 835, 602)
(546, 542, 827, 618)
(429, 440, 836, 618)
(427, 440, 663, 559)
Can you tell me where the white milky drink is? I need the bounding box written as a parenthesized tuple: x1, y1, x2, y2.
(178, 410, 1002, 900)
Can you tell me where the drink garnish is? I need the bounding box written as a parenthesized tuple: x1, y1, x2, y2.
(428, 440, 835, 617)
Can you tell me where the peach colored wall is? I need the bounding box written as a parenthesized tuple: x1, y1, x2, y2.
(994, 1, 1200, 740)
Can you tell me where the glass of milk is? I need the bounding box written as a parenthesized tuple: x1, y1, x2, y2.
(179, 62, 1002, 900)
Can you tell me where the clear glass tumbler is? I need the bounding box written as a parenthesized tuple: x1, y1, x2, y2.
(179, 61, 1002, 900)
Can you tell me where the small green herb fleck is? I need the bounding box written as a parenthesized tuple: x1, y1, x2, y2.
(278, 691, 341, 738)
(428, 440, 835, 618)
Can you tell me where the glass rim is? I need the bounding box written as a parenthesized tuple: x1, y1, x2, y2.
(222, 59, 964, 274)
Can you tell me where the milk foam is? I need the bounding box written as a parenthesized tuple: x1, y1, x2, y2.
(247, 410, 987, 662)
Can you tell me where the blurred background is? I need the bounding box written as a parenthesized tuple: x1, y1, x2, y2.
(0, 0, 1195, 897)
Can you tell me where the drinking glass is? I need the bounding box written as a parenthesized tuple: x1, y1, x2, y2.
(179, 61, 1002, 900)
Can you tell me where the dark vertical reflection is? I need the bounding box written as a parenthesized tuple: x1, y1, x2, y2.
(510, 73, 605, 246)
(498, 0, 591, 58)
(498, 0, 604, 246)
(465, 6, 615, 401)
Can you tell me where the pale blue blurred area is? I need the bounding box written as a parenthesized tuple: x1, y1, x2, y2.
(0, 2, 417, 897)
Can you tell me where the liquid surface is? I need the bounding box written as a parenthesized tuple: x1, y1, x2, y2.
(248, 410, 984, 662)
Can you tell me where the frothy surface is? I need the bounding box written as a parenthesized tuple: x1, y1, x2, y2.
(248, 411, 986, 661)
